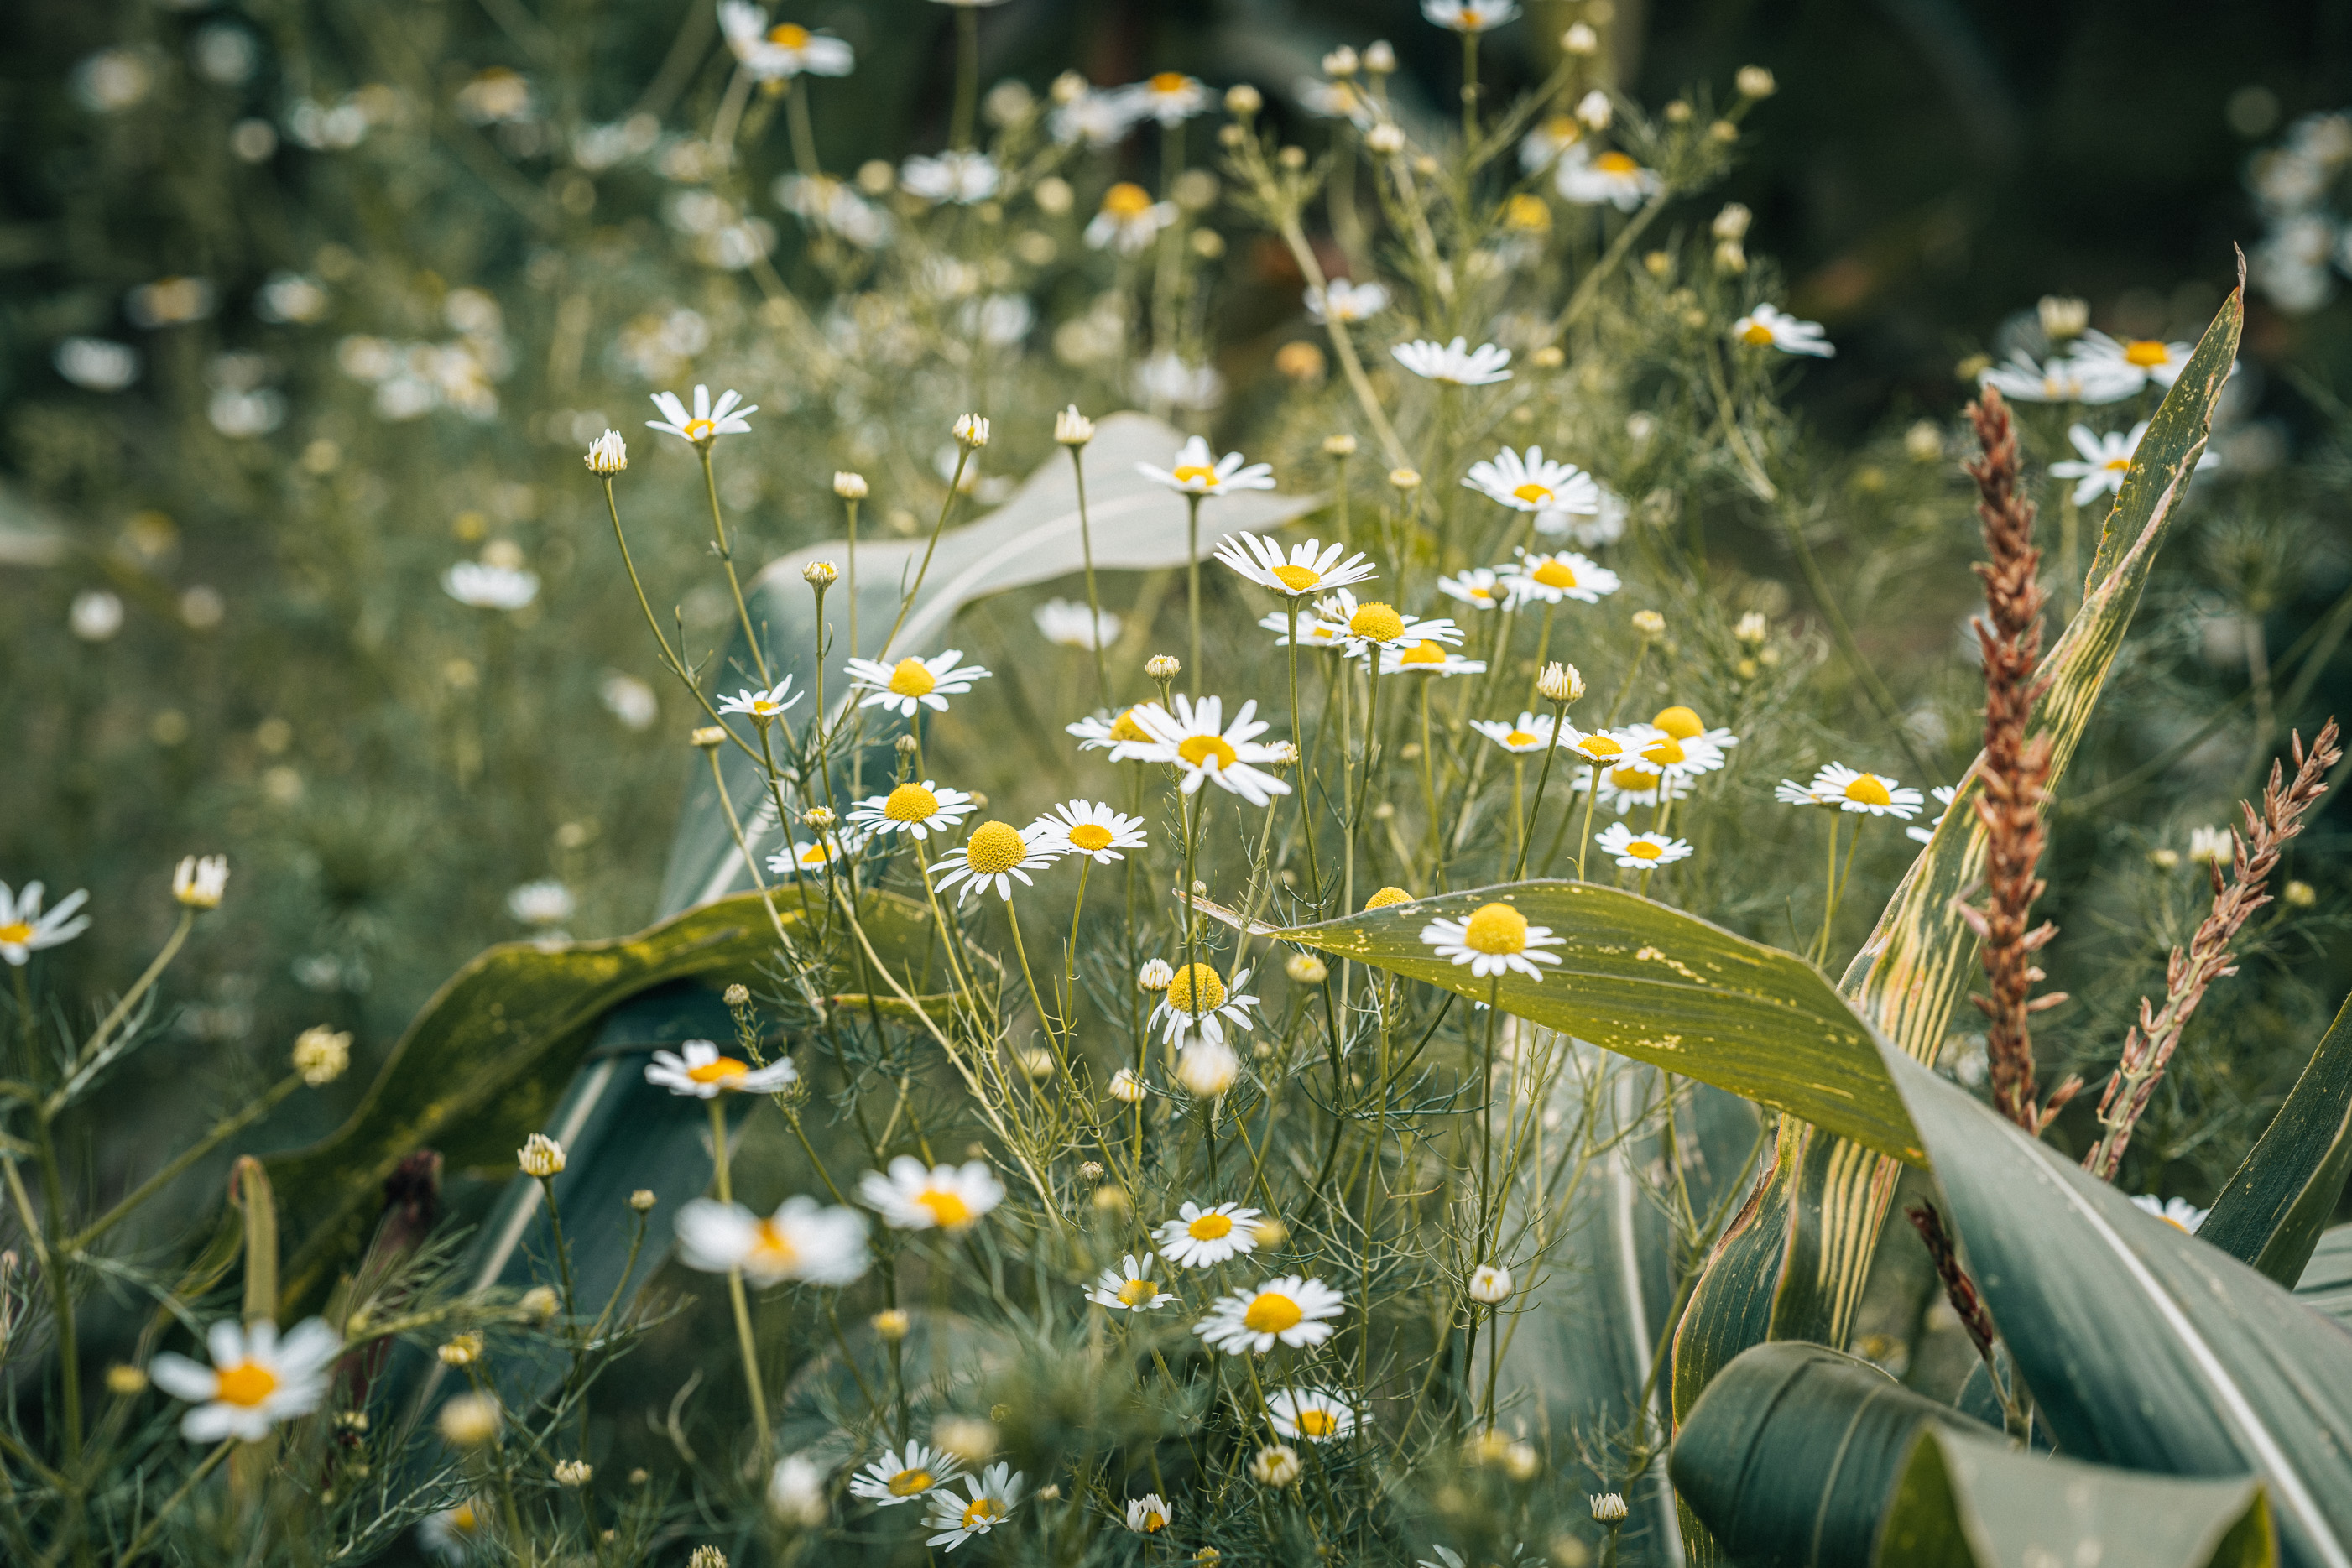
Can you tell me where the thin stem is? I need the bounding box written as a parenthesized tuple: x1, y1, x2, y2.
(117, 1440, 234, 1565)
(1070, 446, 1111, 708)
(1186, 494, 1203, 697)
(709, 1097, 773, 1456)
(879, 445, 972, 659)
(700, 445, 773, 690)
(949, 5, 978, 150)
(785, 79, 820, 177)
(1515, 728, 1562, 879)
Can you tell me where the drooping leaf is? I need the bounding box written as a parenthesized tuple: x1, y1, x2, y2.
(2292, 1225, 2352, 1331)
(2202, 992, 2352, 1285)
(1268, 880, 1923, 1163)
(1883, 1038, 2352, 1568)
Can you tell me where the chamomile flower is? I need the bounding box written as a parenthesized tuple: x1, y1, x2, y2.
(1137, 435, 1276, 496)
(1805, 763, 1926, 819)
(719, 678, 801, 723)
(1729, 303, 1833, 357)
(767, 834, 861, 876)
(1550, 484, 1630, 547)
(1624, 725, 1728, 781)
(1306, 279, 1390, 323)
(1298, 75, 1378, 125)
(1502, 549, 1619, 606)
(1257, 607, 1350, 649)
(1437, 567, 1512, 612)
(149, 1317, 342, 1442)
(1155, 1200, 1264, 1268)
(2050, 420, 2214, 503)
(1380, 639, 1487, 676)
(1648, 705, 1741, 753)
(2131, 1193, 2209, 1233)
(1083, 182, 1177, 255)
(850, 1440, 964, 1507)
(1560, 726, 1636, 768)
(860, 1155, 1005, 1232)
(1115, 71, 1210, 127)
(1032, 597, 1120, 649)
(1391, 336, 1513, 386)
(1214, 532, 1378, 597)
(924, 1463, 1024, 1550)
(646, 383, 757, 444)
(844, 649, 990, 716)
(1595, 823, 1693, 869)
(674, 1196, 870, 1286)
(1112, 695, 1292, 806)
(900, 150, 1001, 204)
(1472, 713, 1561, 753)
(718, 4, 856, 80)
(1420, 901, 1566, 980)
(1519, 112, 1583, 170)
(1087, 1252, 1179, 1310)
(1125, 1493, 1176, 1534)
(1556, 147, 1661, 211)
(442, 560, 540, 610)
(1195, 1275, 1346, 1354)
(2072, 329, 2194, 393)
(1028, 800, 1148, 863)
(928, 820, 1060, 903)
(0, 882, 90, 966)
(1314, 588, 1464, 657)
(645, 1039, 801, 1098)
(1067, 707, 1155, 751)
(1048, 85, 1134, 148)
(1267, 1387, 1361, 1442)
(1905, 784, 1961, 845)
(419, 1498, 490, 1562)
(846, 780, 978, 841)
(1150, 963, 1261, 1051)
(1463, 446, 1601, 529)
(1979, 349, 2140, 405)
(1422, 0, 1520, 32)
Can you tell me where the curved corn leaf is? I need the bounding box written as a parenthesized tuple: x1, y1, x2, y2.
(1885, 1038, 2352, 1568)
(1270, 880, 1922, 1162)
(1671, 275, 2245, 1390)
(2202, 992, 2352, 1284)
(2292, 1225, 2352, 1331)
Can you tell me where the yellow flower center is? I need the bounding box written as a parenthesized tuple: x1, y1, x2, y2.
(1103, 181, 1154, 217)
(768, 22, 810, 46)
(884, 782, 941, 822)
(1172, 464, 1220, 487)
(1110, 708, 1151, 743)
(963, 1498, 1006, 1529)
(2123, 339, 2171, 367)
(1297, 1409, 1339, 1438)
(1400, 640, 1446, 665)
(1164, 962, 1226, 1016)
(1458, 7, 1485, 24)
(1740, 321, 1776, 346)
(963, 820, 1028, 877)
(0, 921, 30, 945)
(1642, 736, 1686, 767)
(1505, 730, 1538, 748)
(1141, 1508, 1167, 1532)
(1531, 560, 1578, 589)
(1511, 482, 1555, 504)
(916, 1188, 974, 1228)
(1843, 774, 1895, 807)
(1462, 902, 1530, 955)
(1348, 602, 1405, 643)
(887, 658, 938, 696)
(214, 1360, 279, 1408)
(1505, 192, 1551, 231)
(1576, 735, 1623, 760)
(2162, 1215, 2191, 1232)
(1243, 1291, 1304, 1333)
(683, 418, 717, 440)
(1625, 839, 1665, 862)
(1594, 151, 1639, 175)
(1542, 114, 1580, 145)
(1150, 71, 1186, 94)
(1187, 1212, 1235, 1241)
(1178, 734, 1239, 771)
(1271, 564, 1322, 591)
(750, 1217, 801, 1268)
(1608, 764, 1657, 790)
(1118, 1277, 1160, 1305)
(798, 843, 831, 865)
(1067, 822, 1115, 851)
(1652, 706, 1703, 739)
(451, 1503, 480, 1533)
(889, 1467, 934, 1497)
(688, 1055, 751, 1086)
(753, 697, 785, 716)
(2103, 456, 2130, 471)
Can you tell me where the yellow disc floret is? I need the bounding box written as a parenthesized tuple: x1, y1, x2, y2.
(769, 22, 811, 46)
(1531, 560, 1578, 590)
(916, 1186, 975, 1228)
(1348, 602, 1405, 643)
(963, 820, 1028, 877)
(1110, 708, 1151, 744)
(1178, 734, 1239, 771)
(214, 1361, 279, 1408)
(887, 658, 938, 697)
(2123, 339, 2171, 367)
(749, 1218, 801, 1269)
(1067, 822, 1114, 852)
(1400, 639, 1446, 665)
(1298, 1409, 1338, 1438)
(1625, 840, 1665, 862)
(1186, 1212, 1233, 1240)
(1740, 321, 1776, 346)
(688, 1054, 751, 1086)
(1641, 736, 1687, 767)
(1652, 705, 1703, 739)
(1243, 1290, 1304, 1333)
(1609, 763, 1657, 790)
(1594, 151, 1638, 175)
(884, 782, 941, 822)
(1118, 1277, 1160, 1306)
(1102, 181, 1154, 217)
(1364, 886, 1411, 909)
(1164, 962, 1226, 1017)
(1843, 774, 1894, 808)
(1462, 902, 1530, 956)
(1271, 565, 1321, 591)
(889, 1467, 934, 1497)
(962, 1498, 1005, 1528)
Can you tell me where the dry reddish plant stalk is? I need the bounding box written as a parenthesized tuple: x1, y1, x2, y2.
(2084, 718, 2344, 1181)
(1906, 1200, 1997, 1366)
(1958, 388, 2076, 1134)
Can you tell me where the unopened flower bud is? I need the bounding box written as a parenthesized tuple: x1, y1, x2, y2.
(1537, 662, 1584, 703)
(1138, 958, 1174, 991)
(107, 1364, 149, 1395)
(1322, 46, 1359, 77)
(1050, 70, 1087, 105)
(1364, 886, 1412, 909)
(2038, 294, 2089, 341)
(934, 1416, 998, 1462)
(1365, 123, 1405, 156)
(1250, 1445, 1301, 1487)
(952, 413, 990, 448)
(628, 1188, 658, 1212)
(1145, 654, 1181, 682)
(173, 854, 230, 909)
(1714, 238, 1748, 274)
(1176, 1039, 1240, 1098)
(1019, 1047, 1056, 1081)
(1575, 89, 1612, 130)
(1631, 609, 1666, 638)
(872, 1308, 910, 1341)
(2149, 847, 2182, 871)
(1905, 421, 1943, 463)
(769, 1454, 827, 1525)
(1078, 1160, 1104, 1181)
(1530, 344, 1565, 368)
(1286, 952, 1327, 984)
(439, 1393, 501, 1446)
(1277, 144, 1306, 169)
(1270, 741, 1302, 768)
(438, 1333, 484, 1367)
(292, 1025, 352, 1086)
(1469, 1263, 1514, 1303)
(1592, 1492, 1630, 1523)
(518, 1133, 566, 1178)
(1252, 1216, 1288, 1248)
(724, 983, 751, 1007)
(833, 471, 868, 499)
(1363, 39, 1396, 74)
(1710, 118, 1739, 143)
(2286, 879, 2318, 908)
(555, 1459, 593, 1487)
(1218, 123, 1245, 148)
(519, 1285, 560, 1321)
(1503, 1441, 1540, 1480)
(894, 733, 920, 755)
(689, 1550, 728, 1568)
(1109, 1066, 1148, 1102)
(1562, 23, 1599, 55)
(1388, 467, 1421, 491)
(1093, 1183, 1130, 1214)
(1224, 83, 1262, 115)
(1713, 202, 1752, 241)
(1054, 405, 1095, 446)
(804, 805, 837, 829)
(1735, 65, 1776, 99)
(804, 560, 838, 586)
(1734, 611, 1770, 644)
(691, 725, 727, 748)
(585, 430, 628, 475)
(1322, 433, 1358, 457)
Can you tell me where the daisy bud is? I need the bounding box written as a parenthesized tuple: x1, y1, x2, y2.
(1054, 404, 1095, 446)
(1905, 420, 1944, 463)
(1224, 83, 1262, 116)
(1503, 1441, 1541, 1481)
(952, 413, 990, 448)
(1575, 89, 1612, 130)
(555, 1460, 594, 1487)
(872, 1308, 910, 1341)
(1713, 239, 1747, 274)
(628, 1188, 657, 1212)
(1531, 344, 1565, 368)
(1562, 23, 1598, 54)
(1592, 1493, 1630, 1524)
(691, 725, 727, 748)
(1145, 654, 1181, 682)
(934, 1416, 999, 1462)
(1365, 122, 1405, 156)
(1176, 1039, 1240, 1099)
(1666, 100, 1692, 123)
(518, 1133, 566, 1178)
(1537, 662, 1584, 703)
(1218, 123, 1245, 148)
(1286, 952, 1327, 984)
(803, 805, 837, 829)
(1644, 250, 1672, 277)
(803, 560, 838, 586)
(1364, 39, 1396, 74)
(1470, 1428, 1514, 1466)
(1138, 958, 1175, 991)
(173, 853, 230, 909)
(2038, 294, 2089, 341)
(689, 1550, 728, 1568)
(1278, 144, 1307, 169)
(1734, 610, 1770, 644)
(724, 983, 751, 1007)
(1322, 433, 1358, 457)
(107, 1364, 149, 1395)
(519, 1285, 560, 1321)
(1712, 202, 1752, 241)
(1631, 609, 1666, 638)
(1249, 1445, 1301, 1487)
(438, 1333, 484, 1367)
(1019, 1047, 1056, 1081)
(584, 430, 628, 475)
(1469, 1263, 1514, 1303)
(1323, 48, 1359, 77)
(769, 1454, 827, 1526)
(1364, 886, 1412, 909)
(1050, 70, 1087, 105)
(1710, 119, 1739, 143)
(1388, 467, 1421, 491)
(291, 1025, 352, 1086)
(1270, 741, 1302, 768)
(1252, 1216, 1287, 1247)
(833, 471, 868, 499)
(1735, 65, 1777, 99)
(1109, 1066, 1148, 1102)
(2287, 879, 2318, 908)
(1079, 1161, 1105, 1183)
(1094, 1183, 1130, 1214)
(894, 733, 920, 757)
(1275, 341, 1326, 383)
(2149, 847, 2181, 871)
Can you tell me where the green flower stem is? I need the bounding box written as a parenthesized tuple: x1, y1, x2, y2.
(117, 1439, 234, 1565)
(1515, 726, 1564, 880)
(878, 444, 972, 659)
(698, 445, 773, 690)
(949, 5, 978, 151)
(709, 1097, 773, 1457)
(785, 78, 820, 177)
(1186, 493, 1204, 696)
(1069, 445, 1111, 708)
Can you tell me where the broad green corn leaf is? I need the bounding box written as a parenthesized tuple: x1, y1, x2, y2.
(2202, 992, 2352, 1284)
(1672, 275, 2245, 1385)
(1269, 880, 1923, 1162)
(2292, 1225, 2352, 1332)
(661, 411, 1321, 914)
(1885, 1037, 2352, 1568)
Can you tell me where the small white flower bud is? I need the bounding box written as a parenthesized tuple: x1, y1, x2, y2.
(1537, 662, 1584, 703)
(1575, 89, 1613, 130)
(803, 560, 838, 586)
(1109, 1066, 1148, 1102)
(1050, 70, 1087, 106)
(691, 725, 727, 748)
(803, 805, 837, 829)
(724, 983, 752, 1006)
(1176, 1039, 1240, 1099)
(689, 1549, 729, 1568)
(1224, 83, 1262, 116)
(2286, 879, 2318, 908)
(584, 430, 628, 475)
(1250, 1445, 1301, 1487)
(952, 413, 990, 448)
(2038, 294, 2089, 341)
(833, 471, 868, 499)
(1469, 1263, 1514, 1304)
(518, 1133, 566, 1178)
(1138, 958, 1174, 991)
(2149, 847, 2182, 872)
(934, 1416, 999, 1462)
(1735, 65, 1776, 99)
(555, 1459, 593, 1487)
(438, 1333, 483, 1367)
(1503, 1440, 1540, 1481)
(769, 1455, 827, 1526)
(1054, 405, 1095, 446)
(1364, 122, 1405, 156)
(1905, 420, 1944, 463)
(1322, 432, 1358, 457)
(1561, 23, 1598, 55)
(1592, 1492, 1630, 1524)
(628, 1188, 657, 1211)
(1018, 1047, 1056, 1081)
(1322, 46, 1359, 77)
(1363, 39, 1395, 74)
(1285, 951, 1327, 985)
(438, 1393, 501, 1448)
(1713, 239, 1748, 274)
(519, 1285, 560, 1321)
(1269, 741, 1302, 768)
(1145, 654, 1181, 682)
(1388, 466, 1421, 491)
(1712, 202, 1752, 241)
(872, 1308, 910, 1341)
(292, 1026, 352, 1086)
(173, 853, 230, 909)
(1631, 609, 1666, 638)
(1734, 610, 1770, 644)
(107, 1364, 149, 1395)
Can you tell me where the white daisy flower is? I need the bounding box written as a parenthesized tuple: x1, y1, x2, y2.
(1027, 800, 1148, 863)
(1083, 182, 1177, 255)
(1124, 1492, 1176, 1534)
(850, 1440, 965, 1507)
(1775, 778, 1828, 807)
(506, 878, 574, 926)
(767, 831, 865, 877)
(1422, 0, 1520, 31)
(1463, 447, 1601, 530)
(1906, 784, 1961, 845)
(924, 1462, 1024, 1550)
(418, 1498, 490, 1562)
(1267, 1387, 1361, 1442)
(1978, 349, 2140, 406)
(646, 383, 757, 444)
(1437, 568, 1511, 612)
(1594, 823, 1693, 869)
(149, 1317, 342, 1442)
(2071, 329, 2194, 393)
(1312, 588, 1465, 658)
(1624, 724, 1729, 781)
(1502, 549, 1619, 606)
(1111, 695, 1293, 806)
(719, 4, 855, 80)
(1471, 713, 1562, 754)
(1559, 725, 1637, 768)
(1194, 1274, 1346, 1355)
(1049, 84, 1136, 148)
(1296, 76, 1376, 125)
(1214, 533, 1378, 597)
(645, 1039, 800, 1098)
(2048, 420, 2215, 503)
(1256, 607, 1351, 649)
(0, 881, 90, 966)
(1306, 279, 1390, 323)
(1518, 112, 1583, 171)
(1155, 1201, 1265, 1269)
(1137, 435, 1276, 497)
(675, 1196, 870, 1286)
(1149, 963, 1261, 1051)
(442, 560, 540, 610)
(900, 150, 1001, 204)
(1391, 336, 1513, 386)
(928, 820, 1060, 903)
(1581, 763, 1693, 814)
(1087, 1252, 1179, 1310)
(1066, 707, 1156, 751)
(859, 1155, 1005, 1232)
(2131, 1193, 2209, 1233)
(1729, 303, 1833, 358)
(1806, 763, 1926, 820)
(1379, 639, 1487, 676)
(1547, 484, 1629, 547)
(1556, 147, 1661, 211)
(844, 649, 991, 717)
(1132, 352, 1225, 411)
(1032, 597, 1120, 650)
(1420, 900, 1566, 980)
(1114, 70, 1210, 127)
(718, 677, 802, 723)
(1648, 705, 1740, 753)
